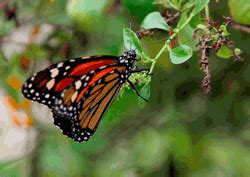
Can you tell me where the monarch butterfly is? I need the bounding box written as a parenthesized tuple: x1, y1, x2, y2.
(22, 49, 147, 142)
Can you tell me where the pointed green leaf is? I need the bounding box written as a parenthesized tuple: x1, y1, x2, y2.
(169, 45, 193, 64)
(123, 28, 143, 56)
(141, 12, 170, 31)
(220, 25, 230, 36)
(138, 83, 150, 108)
(216, 45, 234, 59)
(193, 0, 210, 16)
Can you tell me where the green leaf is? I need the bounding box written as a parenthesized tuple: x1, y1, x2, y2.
(192, 0, 210, 16)
(122, 0, 157, 20)
(169, 45, 193, 64)
(123, 28, 143, 56)
(216, 45, 234, 59)
(138, 83, 151, 108)
(190, 13, 202, 28)
(196, 24, 209, 32)
(228, 0, 250, 25)
(177, 12, 198, 51)
(67, 0, 109, 14)
(141, 12, 170, 31)
(220, 25, 230, 36)
(67, 0, 109, 31)
(181, 1, 196, 11)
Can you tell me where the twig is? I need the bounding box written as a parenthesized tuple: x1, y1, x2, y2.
(231, 23, 250, 34)
(163, 11, 180, 23)
(224, 16, 250, 34)
(200, 35, 212, 94)
(136, 29, 154, 38)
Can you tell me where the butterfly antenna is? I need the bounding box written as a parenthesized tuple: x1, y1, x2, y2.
(129, 22, 133, 50)
(141, 37, 169, 47)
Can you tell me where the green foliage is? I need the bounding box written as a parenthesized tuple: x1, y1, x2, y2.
(0, 12, 15, 37)
(220, 25, 230, 36)
(67, 0, 110, 31)
(37, 0, 72, 26)
(122, 0, 157, 20)
(123, 28, 143, 55)
(216, 45, 234, 59)
(189, 13, 202, 28)
(138, 83, 151, 108)
(192, 0, 210, 16)
(26, 44, 48, 61)
(141, 12, 170, 31)
(228, 0, 250, 25)
(168, 44, 193, 64)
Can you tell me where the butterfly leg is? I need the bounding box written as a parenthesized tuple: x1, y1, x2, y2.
(134, 56, 141, 61)
(127, 79, 148, 102)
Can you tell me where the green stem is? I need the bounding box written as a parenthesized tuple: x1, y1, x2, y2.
(171, 13, 194, 39)
(205, 4, 210, 19)
(148, 13, 195, 74)
(149, 43, 168, 74)
(167, 1, 179, 11)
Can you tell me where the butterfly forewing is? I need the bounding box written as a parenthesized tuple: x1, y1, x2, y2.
(22, 56, 118, 108)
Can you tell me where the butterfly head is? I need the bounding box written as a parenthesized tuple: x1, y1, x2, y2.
(118, 49, 136, 65)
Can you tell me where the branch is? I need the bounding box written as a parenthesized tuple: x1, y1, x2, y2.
(231, 22, 250, 34)
(224, 16, 250, 34)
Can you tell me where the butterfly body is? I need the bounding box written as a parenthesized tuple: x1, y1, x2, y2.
(22, 50, 136, 142)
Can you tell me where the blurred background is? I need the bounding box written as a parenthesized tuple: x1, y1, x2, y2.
(0, 0, 250, 177)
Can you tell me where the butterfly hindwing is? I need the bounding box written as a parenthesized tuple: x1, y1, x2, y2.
(52, 66, 125, 142)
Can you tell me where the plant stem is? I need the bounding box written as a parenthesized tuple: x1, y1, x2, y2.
(171, 13, 194, 39)
(205, 4, 210, 19)
(148, 13, 195, 74)
(167, 1, 179, 11)
(149, 43, 168, 74)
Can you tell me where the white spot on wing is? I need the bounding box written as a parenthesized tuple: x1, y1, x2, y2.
(81, 75, 86, 79)
(50, 68, 59, 78)
(75, 80, 82, 90)
(71, 91, 78, 102)
(57, 62, 63, 68)
(45, 94, 50, 98)
(99, 65, 107, 69)
(65, 66, 70, 70)
(46, 79, 55, 90)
